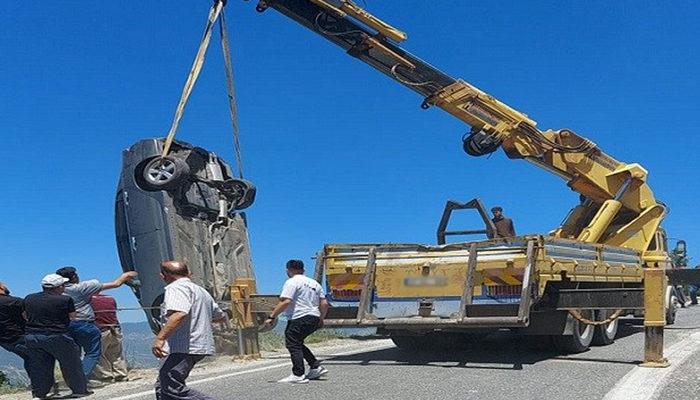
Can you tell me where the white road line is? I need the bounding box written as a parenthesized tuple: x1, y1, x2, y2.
(111, 341, 393, 400)
(603, 331, 700, 400)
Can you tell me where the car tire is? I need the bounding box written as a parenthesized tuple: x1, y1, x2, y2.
(223, 178, 257, 210)
(139, 156, 190, 191)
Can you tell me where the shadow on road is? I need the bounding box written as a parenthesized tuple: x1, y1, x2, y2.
(325, 319, 647, 371)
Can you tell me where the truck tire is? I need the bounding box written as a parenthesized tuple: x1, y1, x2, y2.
(390, 331, 490, 351)
(390, 334, 424, 351)
(666, 290, 678, 325)
(552, 312, 594, 353)
(592, 309, 619, 346)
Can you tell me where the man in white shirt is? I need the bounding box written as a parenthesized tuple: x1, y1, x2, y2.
(151, 261, 227, 400)
(265, 259, 330, 384)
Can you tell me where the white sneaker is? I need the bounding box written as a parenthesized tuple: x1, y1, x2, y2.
(277, 374, 309, 384)
(32, 393, 57, 400)
(305, 366, 328, 380)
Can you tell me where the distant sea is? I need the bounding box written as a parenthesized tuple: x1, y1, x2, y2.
(0, 322, 156, 385)
(1, 321, 375, 385)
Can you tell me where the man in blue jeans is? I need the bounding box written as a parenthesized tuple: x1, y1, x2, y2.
(24, 274, 90, 398)
(56, 266, 137, 381)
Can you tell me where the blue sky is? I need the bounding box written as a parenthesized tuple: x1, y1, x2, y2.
(1, 1, 698, 322)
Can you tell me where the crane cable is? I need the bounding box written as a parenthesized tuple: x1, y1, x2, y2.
(160, 0, 246, 178)
(219, 12, 245, 178)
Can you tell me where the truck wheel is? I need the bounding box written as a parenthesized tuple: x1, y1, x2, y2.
(592, 309, 619, 346)
(552, 311, 594, 353)
(666, 291, 678, 325)
(428, 332, 485, 350)
(139, 156, 190, 191)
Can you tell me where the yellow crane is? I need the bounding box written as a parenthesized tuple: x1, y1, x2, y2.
(254, 0, 665, 259)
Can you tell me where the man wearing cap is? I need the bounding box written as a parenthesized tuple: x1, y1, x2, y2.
(24, 274, 90, 398)
(0, 281, 55, 399)
(489, 206, 516, 238)
(55, 266, 137, 380)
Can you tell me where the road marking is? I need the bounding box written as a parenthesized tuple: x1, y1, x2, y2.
(110, 341, 393, 400)
(603, 331, 700, 400)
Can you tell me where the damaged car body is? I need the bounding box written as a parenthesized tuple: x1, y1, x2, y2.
(115, 138, 256, 349)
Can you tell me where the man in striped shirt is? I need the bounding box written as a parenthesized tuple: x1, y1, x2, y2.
(152, 261, 227, 400)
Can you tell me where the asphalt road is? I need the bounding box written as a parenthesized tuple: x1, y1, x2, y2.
(7, 307, 700, 400)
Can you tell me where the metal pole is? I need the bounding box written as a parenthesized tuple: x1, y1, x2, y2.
(356, 248, 377, 323)
(640, 267, 669, 368)
(237, 328, 245, 358)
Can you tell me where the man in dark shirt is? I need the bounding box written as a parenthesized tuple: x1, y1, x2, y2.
(489, 206, 516, 238)
(0, 281, 54, 399)
(24, 274, 90, 398)
(0, 281, 25, 344)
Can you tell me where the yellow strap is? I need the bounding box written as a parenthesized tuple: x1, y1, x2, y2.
(161, 0, 225, 158)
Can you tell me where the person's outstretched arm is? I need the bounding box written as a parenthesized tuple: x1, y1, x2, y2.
(102, 271, 138, 290)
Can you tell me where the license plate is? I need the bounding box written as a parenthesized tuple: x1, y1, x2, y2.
(403, 276, 448, 287)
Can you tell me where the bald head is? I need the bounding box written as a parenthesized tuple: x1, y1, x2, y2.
(160, 261, 190, 278)
(0, 281, 8, 296)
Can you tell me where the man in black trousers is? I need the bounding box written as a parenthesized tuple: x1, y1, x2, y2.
(24, 274, 90, 398)
(0, 281, 54, 399)
(265, 260, 330, 384)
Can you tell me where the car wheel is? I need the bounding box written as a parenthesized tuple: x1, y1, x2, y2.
(222, 179, 257, 210)
(139, 156, 190, 191)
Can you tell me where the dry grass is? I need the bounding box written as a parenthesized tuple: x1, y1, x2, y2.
(259, 329, 343, 352)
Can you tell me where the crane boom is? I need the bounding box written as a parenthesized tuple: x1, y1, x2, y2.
(254, 0, 666, 254)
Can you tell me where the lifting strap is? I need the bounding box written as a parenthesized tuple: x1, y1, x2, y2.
(219, 12, 245, 178)
(160, 0, 246, 178)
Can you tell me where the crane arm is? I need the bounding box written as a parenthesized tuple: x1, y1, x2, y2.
(254, 0, 665, 253)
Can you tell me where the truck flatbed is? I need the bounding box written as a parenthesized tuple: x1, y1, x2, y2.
(317, 236, 643, 328)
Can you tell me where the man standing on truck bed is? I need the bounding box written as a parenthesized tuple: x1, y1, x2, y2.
(265, 260, 330, 384)
(489, 206, 516, 238)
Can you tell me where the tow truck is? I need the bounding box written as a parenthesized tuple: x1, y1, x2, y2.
(115, 0, 698, 364)
(235, 0, 695, 363)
